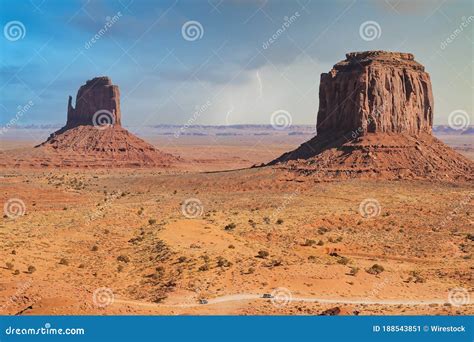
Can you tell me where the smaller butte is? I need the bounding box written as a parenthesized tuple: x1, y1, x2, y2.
(2, 76, 179, 168)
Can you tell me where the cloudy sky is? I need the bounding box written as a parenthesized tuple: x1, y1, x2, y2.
(0, 0, 472, 127)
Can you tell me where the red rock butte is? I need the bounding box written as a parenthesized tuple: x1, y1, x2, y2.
(269, 51, 473, 181)
(2, 76, 178, 168)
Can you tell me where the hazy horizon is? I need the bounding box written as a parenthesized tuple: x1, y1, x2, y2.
(1, 0, 472, 128)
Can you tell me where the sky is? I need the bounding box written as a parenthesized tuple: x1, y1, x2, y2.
(0, 0, 472, 127)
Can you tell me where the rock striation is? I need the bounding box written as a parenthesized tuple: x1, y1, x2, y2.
(66, 76, 121, 128)
(269, 51, 472, 181)
(317, 51, 433, 136)
(6, 76, 179, 168)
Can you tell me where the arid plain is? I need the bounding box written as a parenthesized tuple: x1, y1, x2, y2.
(1, 129, 472, 315)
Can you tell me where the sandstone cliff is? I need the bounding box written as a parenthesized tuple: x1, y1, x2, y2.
(317, 51, 433, 136)
(268, 51, 472, 181)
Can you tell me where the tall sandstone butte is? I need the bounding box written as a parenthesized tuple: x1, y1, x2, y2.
(317, 51, 433, 136)
(66, 76, 122, 128)
(269, 51, 472, 181)
(28, 76, 178, 168)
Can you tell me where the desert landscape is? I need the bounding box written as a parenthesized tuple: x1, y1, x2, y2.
(0, 51, 472, 316)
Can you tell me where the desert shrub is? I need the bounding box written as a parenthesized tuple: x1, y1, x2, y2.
(228, 244, 235, 249)
(91, 245, 99, 252)
(276, 219, 284, 225)
(13, 270, 20, 275)
(198, 264, 209, 272)
(59, 258, 69, 266)
(317, 227, 330, 235)
(366, 264, 384, 275)
(27, 265, 36, 273)
(303, 239, 316, 246)
(6, 262, 14, 270)
(217, 257, 232, 268)
(247, 267, 255, 274)
(117, 265, 124, 272)
(337, 256, 350, 265)
(117, 255, 130, 263)
(256, 250, 269, 258)
(224, 223, 236, 231)
(148, 219, 157, 225)
(317, 240, 324, 246)
(178, 256, 187, 263)
(263, 217, 270, 224)
(349, 267, 359, 276)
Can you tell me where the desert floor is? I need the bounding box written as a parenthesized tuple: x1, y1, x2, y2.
(0, 133, 473, 315)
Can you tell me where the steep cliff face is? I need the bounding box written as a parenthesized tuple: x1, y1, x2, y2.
(66, 76, 121, 128)
(317, 51, 433, 136)
(268, 51, 472, 181)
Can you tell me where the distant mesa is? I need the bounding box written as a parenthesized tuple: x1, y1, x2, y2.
(268, 51, 473, 181)
(6, 76, 178, 168)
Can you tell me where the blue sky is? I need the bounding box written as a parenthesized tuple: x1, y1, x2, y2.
(0, 0, 472, 127)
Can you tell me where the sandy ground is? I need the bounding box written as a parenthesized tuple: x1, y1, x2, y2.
(0, 133, 472, 315)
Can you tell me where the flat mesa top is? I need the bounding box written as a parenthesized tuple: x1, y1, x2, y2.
(84, 76, 113, 87)
(334, 50, 424, 72)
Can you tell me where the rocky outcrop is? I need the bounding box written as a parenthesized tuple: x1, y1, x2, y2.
(268, 51, 473, 181)
(66, 76, 121, 128)
(27, 76, 179, 168)
(317, 51, 433, 136)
